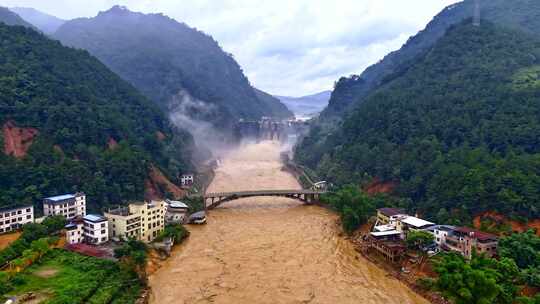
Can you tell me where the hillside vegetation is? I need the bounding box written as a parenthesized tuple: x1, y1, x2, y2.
(296, 21, 540, 223)
(0, 24, 192, 212)
(54, 6, 292, 131)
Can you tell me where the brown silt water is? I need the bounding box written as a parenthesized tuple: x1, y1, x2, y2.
(149, 141, 428, 304)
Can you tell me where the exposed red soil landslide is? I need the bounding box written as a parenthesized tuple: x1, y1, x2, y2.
(2, 121, 38, 158)
(365, 178, 397, 195)
(107, 137, 119, 150)
(155, 131, 166, 141)
(473, 211, 540, 236)
(145, 165, 186, 201)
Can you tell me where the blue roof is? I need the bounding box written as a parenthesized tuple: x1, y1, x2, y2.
(84, 214, 106, 222)
(45, 194, 75, 201)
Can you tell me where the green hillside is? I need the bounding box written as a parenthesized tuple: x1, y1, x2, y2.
(296, 21, 540, 223)
(54, 6, 292, 131)
(0, 24, 192, 213)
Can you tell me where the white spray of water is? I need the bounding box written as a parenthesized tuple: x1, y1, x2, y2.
(168, 90, 234, 159)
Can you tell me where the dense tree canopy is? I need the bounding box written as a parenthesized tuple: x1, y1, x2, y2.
(0, 24, 192, 212)
(296, 21, 540, 221)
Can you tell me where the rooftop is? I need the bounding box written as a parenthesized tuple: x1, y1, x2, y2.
(0, 205, 33, 213)
(401, 216, 435, 228)
(167, 200, 189, 209)
(455, 227, 498, 241)
(426, 225, 455, 232)
(106, 206, 133, 217)
(378, 207, 405, 217)
(84, 214, 107, 223)
(370, 230, 401, 237)
(373, 224, 396, 232)
(44, 194, 75, 202)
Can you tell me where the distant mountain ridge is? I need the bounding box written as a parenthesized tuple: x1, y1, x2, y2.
(276, 91, 331, 119)
(322, 0, 540, 118)
(10, 7, 65, 34)
(0, 6, 35, 28)
(54, 6, 292, 135)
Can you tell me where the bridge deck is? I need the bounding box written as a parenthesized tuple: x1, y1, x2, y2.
(205, 189, 325, 198)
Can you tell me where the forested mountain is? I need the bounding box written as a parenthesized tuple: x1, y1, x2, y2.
(54, 6, 292, 132)
(295, 21, 540, 223)
(0, 7, 34, 28)
(253, 88, 294, 119)
(0, 23, 192, 213)
(10, 7, 66, 34)
(322, 0, 540, 118)
(276, 91, 331, 119)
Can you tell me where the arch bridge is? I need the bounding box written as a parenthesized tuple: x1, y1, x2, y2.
(204, 189, 326, 210)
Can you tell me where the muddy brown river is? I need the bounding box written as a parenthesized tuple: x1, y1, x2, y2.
(149, 141, 428, 304)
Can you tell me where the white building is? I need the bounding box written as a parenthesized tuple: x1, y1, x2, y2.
(65, 217, 84, 245)
(83, 214, 109, 245)
(165, 200, 189, 224)
(396, 216, 435, 237)
(43, 193, 86, 220)
(0, 205, 34, 234)
(180, 174, 194, 187)
(426, 225, 456, 246)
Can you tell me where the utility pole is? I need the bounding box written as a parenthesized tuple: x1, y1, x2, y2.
(473, 0, 481, 26)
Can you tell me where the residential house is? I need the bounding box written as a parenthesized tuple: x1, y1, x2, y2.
(180, 174, 194, 187)
(65, 216, 84, 245)
(83, 214, 109, 245)
(442, 227, 498, 259)
(43, 193, 86, 220)
(376, 208, 406, 225)
(426, 225, 456, 246)
(105, 201, 165, 243)
(105, 206, 142, 241)
(396, 216, 435, 237)
(0, 205, 34, 234)
(165, 200, 189, 224)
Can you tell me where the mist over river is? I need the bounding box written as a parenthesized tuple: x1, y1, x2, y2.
(149, 141, 428, 304)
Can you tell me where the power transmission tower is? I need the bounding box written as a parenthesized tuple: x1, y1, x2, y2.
(473, 0, 481, 26)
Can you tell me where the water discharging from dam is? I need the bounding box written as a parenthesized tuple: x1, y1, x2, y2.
(149, 141, 428, 304)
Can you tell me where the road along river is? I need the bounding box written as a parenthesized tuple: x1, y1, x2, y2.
(149, 141, 429, 304)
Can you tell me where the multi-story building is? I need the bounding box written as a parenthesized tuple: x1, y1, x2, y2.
(83, 214, 109, 245)
(43, 193, 86, 220)
(376, 208, 406, 225)
(65, 216, 84, 245)
(165, 200, 189, 224)
(396, 216, 435, 237)
(105, 201, 165, 243)
(426, 225, 456, 246)
(105, 206, 142, 241)
(0, 205, 34, 234)
(442, 227, 498, 259)
(180, 174, 194, 187)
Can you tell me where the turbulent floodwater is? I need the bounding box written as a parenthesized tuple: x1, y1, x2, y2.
(149, 141, 428, 304)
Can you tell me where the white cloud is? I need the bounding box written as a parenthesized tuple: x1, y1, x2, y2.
(0, 0, 462, 96)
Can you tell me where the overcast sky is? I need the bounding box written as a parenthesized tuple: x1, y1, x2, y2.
(1, 0, 461, 96)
